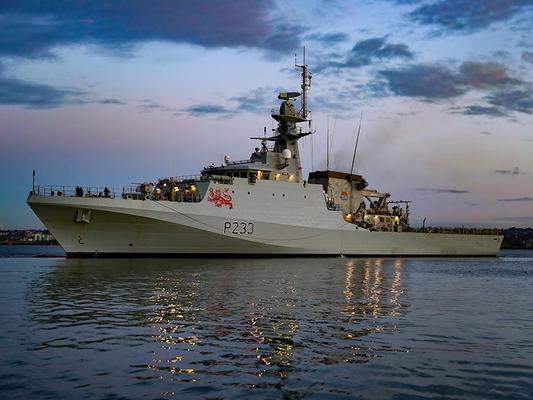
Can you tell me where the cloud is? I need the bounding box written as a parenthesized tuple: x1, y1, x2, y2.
(495, 167, 524, 175)
(379, 60, 522, 101)
(436, 189, 470, 194)
(0, 62, 130, 108)
(136, 99, 180, 114)
(407, 0, 533, 34)
(359, 79, 391, 99)
(416, 189, 471, 194)
(0, 64, 85, 108)
(486, 89, 533, 115)
(390, 0, 425, 4)
(137, 100, 165, 112)
(380, 64, 465, 99)
(142, 87, 273, 117)
(317, 37, 413, 71)
(454, 106, 507, 117)
(458, 61, 521, 88)
(263, 26, 306, 55)
(376, 60, 530, 117)
(230, 87, 271, 114)
(0, 0, 295, 60)
(99, 99, 125, 105)
(493, 51, 511, 60)
(177, 89, 273, 117)
(0, 1, 306, 109)
(305, 32, 350, 45)
(522, 51, 533, 64)
(351, 37, 413, 59)
(499, 197, 533, 202)
(184, 104, 236, 117)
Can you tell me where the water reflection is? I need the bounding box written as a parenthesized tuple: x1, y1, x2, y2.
(343, 258, 405, 323)
(5, 253, 531, 399)
(25, 257, 410, 396)
(390, 259, 404, 318)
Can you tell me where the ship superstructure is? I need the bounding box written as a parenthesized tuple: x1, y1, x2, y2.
(27, 53, 503, 257)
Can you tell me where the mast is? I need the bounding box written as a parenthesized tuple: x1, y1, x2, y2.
(295, 47, 312, 118)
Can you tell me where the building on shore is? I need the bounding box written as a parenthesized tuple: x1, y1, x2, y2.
(0, 229, 56, 243)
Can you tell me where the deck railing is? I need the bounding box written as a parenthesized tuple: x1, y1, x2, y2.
(406, 227, 504, 235)
(32, 185, 149, 199)
(160, 174, 202, 182)
(271, 108, 306, 119)
(31, 184, 206, 203)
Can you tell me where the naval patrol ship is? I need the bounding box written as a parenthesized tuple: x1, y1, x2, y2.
(27, 54, 503, 257)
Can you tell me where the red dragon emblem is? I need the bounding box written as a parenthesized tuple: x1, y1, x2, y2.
(207, 187, 233, 209)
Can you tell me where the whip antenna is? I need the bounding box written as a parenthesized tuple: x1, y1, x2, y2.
(350, 111, 363, 175)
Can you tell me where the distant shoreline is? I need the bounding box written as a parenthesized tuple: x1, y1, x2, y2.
(0, 241, 59, 246)
(500, 245, 533, 250)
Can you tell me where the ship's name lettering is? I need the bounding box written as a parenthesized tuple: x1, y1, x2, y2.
(224, 221, 254, 235)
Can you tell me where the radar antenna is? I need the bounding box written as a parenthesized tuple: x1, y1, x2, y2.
(295, 47, 312, 118)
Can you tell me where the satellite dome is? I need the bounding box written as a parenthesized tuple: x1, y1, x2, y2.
(281, 149, 292, 160)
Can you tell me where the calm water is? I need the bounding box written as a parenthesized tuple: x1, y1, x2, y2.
(0, 246, 532, 399)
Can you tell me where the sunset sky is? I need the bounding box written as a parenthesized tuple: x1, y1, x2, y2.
(1, 0, 532, 229)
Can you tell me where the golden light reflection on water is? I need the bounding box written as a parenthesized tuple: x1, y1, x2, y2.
(390, 259, 404, 319)
(138, 259, 408, 385)
(343, 260, 356, 301)
(363, 258, 383, 318)
(339, 258, 407, 359)
(246, 274, 301, 380)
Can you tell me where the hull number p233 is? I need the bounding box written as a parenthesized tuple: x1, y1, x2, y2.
(224, 221, 254, 235)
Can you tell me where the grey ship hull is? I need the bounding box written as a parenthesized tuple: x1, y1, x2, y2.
(27, 179, 503, 258)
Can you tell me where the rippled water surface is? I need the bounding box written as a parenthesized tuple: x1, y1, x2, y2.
(1, 247, 532, 399)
